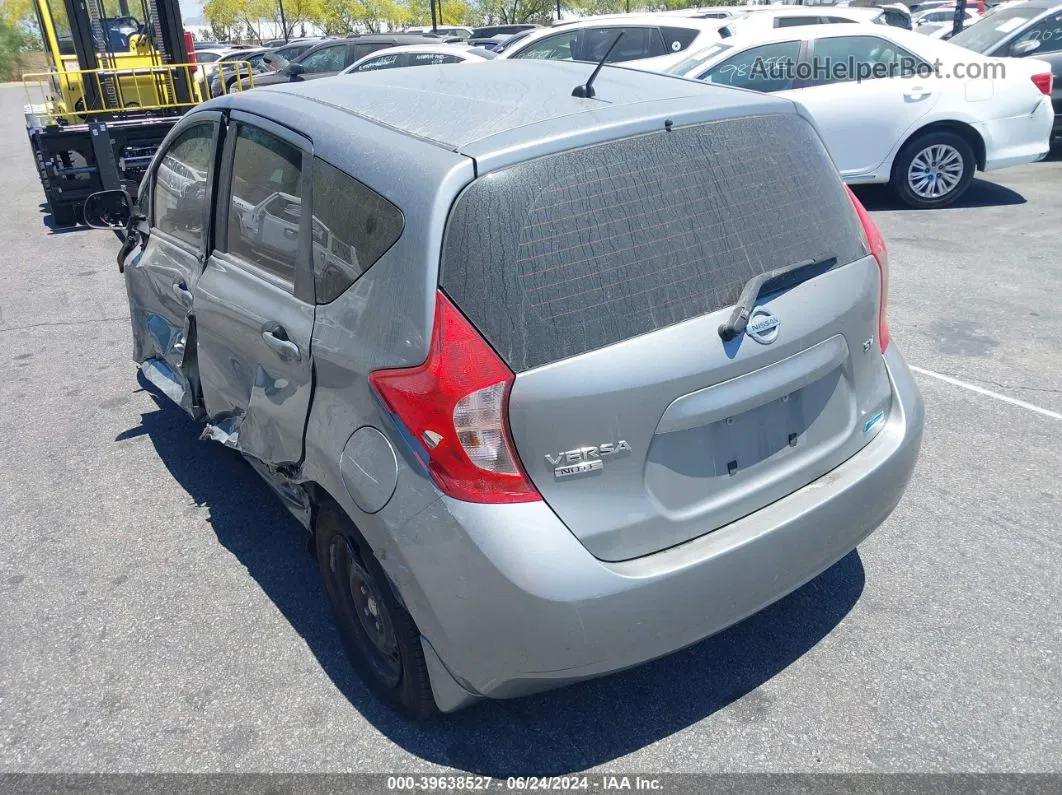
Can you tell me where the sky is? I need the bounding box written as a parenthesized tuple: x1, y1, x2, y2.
(180, 1, 204, 22)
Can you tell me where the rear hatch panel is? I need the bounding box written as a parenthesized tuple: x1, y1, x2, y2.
(441, 113, 891, 561)
(506, 259, 890, 561)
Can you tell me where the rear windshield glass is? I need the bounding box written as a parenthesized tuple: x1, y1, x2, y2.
(440, 114, 867, 372)
(950, 9, 1042, 52)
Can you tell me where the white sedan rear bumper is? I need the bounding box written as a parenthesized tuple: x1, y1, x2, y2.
(978, 96, 1054, 172)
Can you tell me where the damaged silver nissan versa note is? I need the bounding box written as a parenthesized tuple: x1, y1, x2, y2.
(86, 59, 924, 719)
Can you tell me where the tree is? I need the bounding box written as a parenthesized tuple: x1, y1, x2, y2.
(262, 0, 323, 38)
(0, 0, 41, 47)
(203, 0, 285, 41)
(0, 15, 34, 80)
(473, 0, 554, 25)
(203, 0, 244, 39)
(0, 0, 33, 28)
(436, 0, 474, 25)
(355, 0, 416, 32)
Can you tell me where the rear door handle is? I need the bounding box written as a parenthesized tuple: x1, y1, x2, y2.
(171, 281, 193, 307)
(261, 327, 302, 361)
(904, 87, 931, 101)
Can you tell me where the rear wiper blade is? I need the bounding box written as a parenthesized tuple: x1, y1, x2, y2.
(718, 256, 838, 342)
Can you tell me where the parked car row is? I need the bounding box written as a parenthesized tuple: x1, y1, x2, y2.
(231, 3, 1055, 208)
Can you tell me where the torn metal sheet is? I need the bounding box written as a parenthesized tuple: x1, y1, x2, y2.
(140, 358, 196, 415)
(200, 415, 241, 449)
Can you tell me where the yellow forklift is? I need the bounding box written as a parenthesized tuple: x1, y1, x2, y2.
(24, 0, 213, 225)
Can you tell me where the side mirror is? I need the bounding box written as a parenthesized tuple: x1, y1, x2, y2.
(286, 62, 306, 79)
(1011, 39, 1041, 56)
(84, 189, 133, 230)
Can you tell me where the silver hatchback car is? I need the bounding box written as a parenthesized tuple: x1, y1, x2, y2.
(88, 60, 924, 719)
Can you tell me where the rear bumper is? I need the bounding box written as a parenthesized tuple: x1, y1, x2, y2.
(403, 345, 924, 710)
(978, 97, 1054, 172)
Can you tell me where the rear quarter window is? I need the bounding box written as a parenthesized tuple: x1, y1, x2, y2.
(441, 114, 867, 372)
(659, 26, 701, 53)
(310, 157, 404, 303)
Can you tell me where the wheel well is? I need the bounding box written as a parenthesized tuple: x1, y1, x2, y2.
(302, 481, 336, 531)
(899, 121, 987, 172)
(302, 481, 410, 610)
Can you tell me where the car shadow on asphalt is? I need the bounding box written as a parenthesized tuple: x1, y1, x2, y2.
(120, 390, 866, 776)
(853, 178, 1027, 211)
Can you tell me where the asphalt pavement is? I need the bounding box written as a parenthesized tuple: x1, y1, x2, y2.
(0, 83, 1059, 774)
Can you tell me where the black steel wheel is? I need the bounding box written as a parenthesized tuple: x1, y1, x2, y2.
(315, 502, 437, 720)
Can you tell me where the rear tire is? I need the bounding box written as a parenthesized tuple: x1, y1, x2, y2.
(314, 502, 437, 721)
(890, 130, 975, 209)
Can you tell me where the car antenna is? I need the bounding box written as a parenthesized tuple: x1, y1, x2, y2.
(572, 32, 624, 99)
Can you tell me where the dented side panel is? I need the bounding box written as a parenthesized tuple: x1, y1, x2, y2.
(124, 233, 203, 416)
(193, 257, 315, 467)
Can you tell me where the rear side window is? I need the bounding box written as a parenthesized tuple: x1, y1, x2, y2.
(659, 25, 700, 53)
(582, 27, 667, 61)
(441, 115, 867, 372)
(226, 125, 303, 284)
(310, 158, 404, 303)
(411, 52, 463, 64)
(775, 16, 825, 27)
(807, 36, 925, 86)
(352, 42, 392, 60)
(299, 44, 347, 73)
(356, 53, 407, 71)
(702, 40, 801, 92)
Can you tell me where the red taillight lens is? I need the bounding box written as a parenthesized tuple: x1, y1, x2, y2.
(1032, 72, 1053, 96)
(184, 31, 197, 64)
(845, 185, 890, 352)
(369, 291, 541, 504)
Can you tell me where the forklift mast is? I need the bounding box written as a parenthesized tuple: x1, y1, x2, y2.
(24, 0, 202, 226)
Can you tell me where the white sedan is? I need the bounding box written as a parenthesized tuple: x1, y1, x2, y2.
(339, 44, 494, 75)
(665, 25, 1054, 207)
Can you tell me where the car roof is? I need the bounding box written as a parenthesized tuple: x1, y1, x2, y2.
(340, 43, 490, 72)
(740, 5, 883, 16)
(505, 15, 727, 52)
(219, 48, 267, 59)
(549, 14, 730, 28)
(346, 32, 455, 42)
(213, 60, 794, 161)
(357, 43, 486, 56)
(674, 22, 963, 65)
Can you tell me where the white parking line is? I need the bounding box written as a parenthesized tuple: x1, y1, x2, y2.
(911, 366, 1062, 421)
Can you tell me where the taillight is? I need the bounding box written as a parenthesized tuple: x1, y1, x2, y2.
(845, 185, 890, 352)
(184, 31, 197, 64)
(1032, 72, 1053, 96)
(369, 291, 541, 504)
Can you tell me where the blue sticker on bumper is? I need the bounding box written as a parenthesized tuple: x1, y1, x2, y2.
(863, 410, 885, 434)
